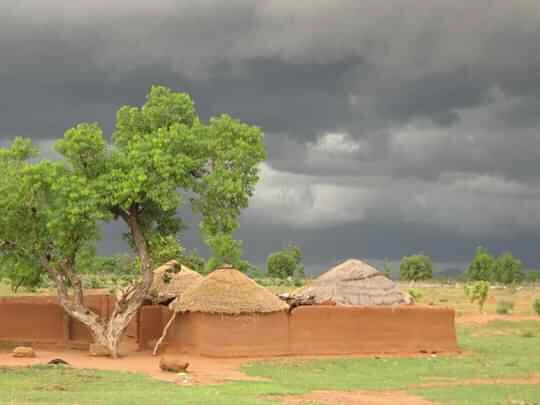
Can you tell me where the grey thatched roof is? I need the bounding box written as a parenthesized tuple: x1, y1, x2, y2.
(170, 265, 289, 314)
(293, 259, 411, 306)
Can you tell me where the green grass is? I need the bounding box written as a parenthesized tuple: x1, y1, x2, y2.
(416, 385, 540, 405)
(1, 321, 539, 405)
(244, 323, 540, 391)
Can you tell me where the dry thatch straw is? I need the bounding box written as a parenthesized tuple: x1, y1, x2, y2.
(147, 260, 204, 304)
(293, 259, 411, 306)
(170, 265, 289, 314)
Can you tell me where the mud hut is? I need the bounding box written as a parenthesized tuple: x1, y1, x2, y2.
(290, 259, 411, 306)
(155, 265, 290, 357)
(170, 265, 289, 314)
(147, 260, 203, 304)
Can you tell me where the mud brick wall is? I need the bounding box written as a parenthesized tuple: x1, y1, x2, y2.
(155, 306, 458, 357)
(0, 295, 138, 347)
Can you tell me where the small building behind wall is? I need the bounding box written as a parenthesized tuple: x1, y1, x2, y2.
(290, 258, 411, 306)
(146, 260, 203, 305)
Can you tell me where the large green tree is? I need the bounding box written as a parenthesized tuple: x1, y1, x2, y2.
(0, 86, 266, 357)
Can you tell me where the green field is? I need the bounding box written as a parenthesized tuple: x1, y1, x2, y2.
(1, 320, 539, 405)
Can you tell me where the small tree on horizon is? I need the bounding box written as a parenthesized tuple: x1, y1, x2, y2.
(467, 246, 495, 281)
(399, 253, 433, 281)
(267, 242, 305, 279)
(467, 247, 524, 284)
(492, 252, 524, 284)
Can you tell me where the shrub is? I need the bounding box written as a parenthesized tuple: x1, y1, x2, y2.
(525, 270, 540, 283)
(464, 281, 490, 312)
(521, 330, 535, 338)
(293, 277, 304, 287)
(496, 300, 514, 315)
(383, 258, 394, 278)
(399, 254, 433, 281)
(89, 276, 104, 289)
(533, 298, 540, 315)
(408, 288, 423, 303)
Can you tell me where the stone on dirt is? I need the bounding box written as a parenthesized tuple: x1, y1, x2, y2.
(89, 343, 110, 357)
(48, 358, 70, 365)
(12, 346, 36, 358)
(159, 356, 189, 373)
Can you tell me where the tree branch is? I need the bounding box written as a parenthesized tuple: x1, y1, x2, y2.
(111, 206, 130, 222)
(125, 214, 152, 292)
(58, 257, 84, 306)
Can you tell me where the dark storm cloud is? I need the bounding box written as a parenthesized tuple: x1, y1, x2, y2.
(376, 67, 490, 125)
(2, 0, 540, 267)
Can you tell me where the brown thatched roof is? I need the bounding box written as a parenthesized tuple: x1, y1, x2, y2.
(148, 260, 204, 303)
(170, 265, 289, 314)
(293, 259, 411, 306)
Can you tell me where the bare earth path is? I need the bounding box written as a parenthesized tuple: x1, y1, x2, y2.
(0, 348, 265, 385)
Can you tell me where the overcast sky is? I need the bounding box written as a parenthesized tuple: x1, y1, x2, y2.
(1, 1, 540, 273)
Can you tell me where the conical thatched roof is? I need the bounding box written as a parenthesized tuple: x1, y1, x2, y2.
(170, 265, 289, 314)
(147, 260, 204, 304)
(293, 259, 411, 306)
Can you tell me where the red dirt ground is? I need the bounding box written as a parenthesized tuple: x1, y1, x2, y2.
(0, 346, 264, 385)
(0, 346, 461, 386)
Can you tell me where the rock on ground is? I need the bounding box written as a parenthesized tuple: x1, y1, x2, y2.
(89, 344, 110, 357)
(160, 356, 189, 373)
(12, 346, 36, 358)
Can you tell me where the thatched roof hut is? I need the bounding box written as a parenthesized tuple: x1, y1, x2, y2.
(170, 265, 289, 314)
(147, 260, 203, 304)
(292, 259, 411, 306)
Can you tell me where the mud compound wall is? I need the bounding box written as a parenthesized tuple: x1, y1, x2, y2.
(138, 305, 168, 350)
(288, 306, 458, 355)
(0, 295, 138, 348)
(0, 297, 67, 345)
(158, 306, 458, 357)
(164, 311, 291, 357)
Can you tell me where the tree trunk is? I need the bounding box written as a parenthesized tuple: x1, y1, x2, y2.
(41, 209, 156, 358)
(45, 260, 146, 358)
(58, 289, 142, 358)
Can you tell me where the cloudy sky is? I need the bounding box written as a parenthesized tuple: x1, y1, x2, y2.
(1, 1, 540, 273)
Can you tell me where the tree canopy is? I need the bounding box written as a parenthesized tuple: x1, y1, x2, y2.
(399, 253, 433, 281)
(267, 242, 305, 279)
(467, 247, 524, 284)
(0, 85, 266, 356)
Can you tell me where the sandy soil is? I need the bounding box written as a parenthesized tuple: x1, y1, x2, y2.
(0, 347, 458, 385)
(267, 390, 439, 405)
(0, 347, 265, 385)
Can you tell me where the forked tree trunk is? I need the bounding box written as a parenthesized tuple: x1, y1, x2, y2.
(45, 209, 154, 358)
(56, 283, 144, 358)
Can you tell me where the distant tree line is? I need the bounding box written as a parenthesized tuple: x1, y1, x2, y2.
(395, 246, 533, 285)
